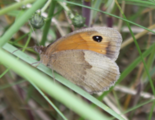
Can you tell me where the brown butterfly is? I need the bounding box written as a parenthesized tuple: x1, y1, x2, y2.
(34, 27, 122, 93)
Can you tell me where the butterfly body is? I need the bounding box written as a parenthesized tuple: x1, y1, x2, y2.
(35, 27, 122, 93)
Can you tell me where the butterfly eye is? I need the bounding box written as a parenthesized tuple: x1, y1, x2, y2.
(92, 36, 102, 42)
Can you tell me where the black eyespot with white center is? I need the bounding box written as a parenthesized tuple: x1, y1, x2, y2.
(92, 36, 102, 42)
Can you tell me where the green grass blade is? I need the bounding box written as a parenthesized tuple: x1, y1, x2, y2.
(115, 0, 155, 96)
(124, 99, 155, 114)
(2, 43, 125, 120)
(0, 0, 35, 16)
(56, 0, 155, 34)
(0, 0, 46, 47)
(0, 80, 25, 90)
(148, 101, 155, 120)
(30, 81, 68, 120)
(101, 42, 155, 96)
(0, 48, 113, 120)
(41, 0, 56, 45)
(142, 46, 155, 79)
(0, 68, 10, 78)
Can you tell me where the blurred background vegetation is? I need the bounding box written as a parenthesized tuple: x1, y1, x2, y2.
(0, 0, 155, 120)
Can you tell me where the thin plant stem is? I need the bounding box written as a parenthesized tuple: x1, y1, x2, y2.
(0, 68, 10, 78)
(41, 0, 51, 13)
(115, 0, 155, 96)
(0, 48, 116, 120)
(56, 0, 155, 34)
(82, 0, 91, 27)
(40, 0, 56, 45)
(148, 100, 155, 120)
(30, 81, 68, 120)
(0, 0, 46, 47)
(0, 0, 35, 16)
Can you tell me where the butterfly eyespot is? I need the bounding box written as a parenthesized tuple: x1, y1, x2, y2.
(92, 36, 102, 42)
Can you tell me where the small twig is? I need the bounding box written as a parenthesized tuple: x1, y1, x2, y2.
(117, 1, 125, 31)
(121, 24, 155, 49)
(114, 85, 155, 99)
(19, 107, 54, 111)
(103, 96, 129, 120)
(141, 8, 155, 14)
(28, 100, 51, 120)
(64, 10, 74, 31)
(147, 11, 153, 48)
(82, 0, 91, 27)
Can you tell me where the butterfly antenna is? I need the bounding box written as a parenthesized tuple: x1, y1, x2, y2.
(12, 49, 19, 54)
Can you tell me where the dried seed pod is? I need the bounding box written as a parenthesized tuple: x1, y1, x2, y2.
(72, 14, 85, 28)
(30, 13, 44, 29)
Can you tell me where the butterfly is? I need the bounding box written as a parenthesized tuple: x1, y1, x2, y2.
(34, 27, 122, 93)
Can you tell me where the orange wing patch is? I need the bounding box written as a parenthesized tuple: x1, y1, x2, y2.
(45, 31, 110, 55)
